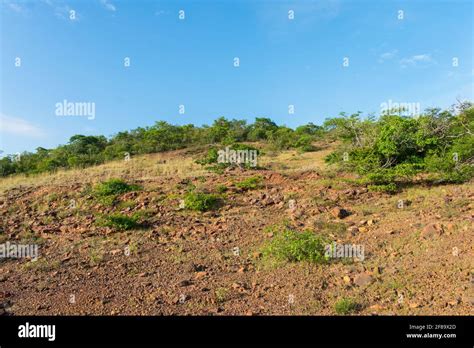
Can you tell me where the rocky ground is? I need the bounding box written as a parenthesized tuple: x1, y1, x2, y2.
(0, 146, 472, 315)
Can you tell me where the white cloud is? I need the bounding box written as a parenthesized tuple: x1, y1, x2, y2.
(400, 54, 434, 68)
(54, 5, 80, 21)
(38, 0, 80, 21)
(0, 114, 46, 138)
(7, 2, 23, 12)
(100, 0, 116, 12)
(378, 49, 398, 63)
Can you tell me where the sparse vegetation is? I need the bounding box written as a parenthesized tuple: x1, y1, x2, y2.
(235, 176, 263, 191)
(94, 179, 141, 197)
(0, 104, 472, 317)
(216, 184, 228, 193)
(334, 298, 360, 314)
(261, 225, 329, 264)
(324, 102, 474, 190)
(214, 287, 229, 304)
(184, 192, 221, 212)
(97, 213, 141, 231)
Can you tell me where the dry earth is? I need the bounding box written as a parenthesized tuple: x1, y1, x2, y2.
(0, 144, 473, 315)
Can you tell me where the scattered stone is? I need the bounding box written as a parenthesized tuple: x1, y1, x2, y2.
(447, 299, 460, 306)
(253, 252, 263, 259)
(232, 282, 241, 290)
(369, 304, 384, 311)
(348, 226, 359, 234)
(178, 280, 192, 287)
(330, 207, 350, 219)
(421, 223, 443, 238)
(354, 273, 373, 287)
(195, 271, 207, 279)
(373, 266, 382, 275)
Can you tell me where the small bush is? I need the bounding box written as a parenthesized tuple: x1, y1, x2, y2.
(97, 213, 140, 231)
(184, 192, 221, 212)
(334, 298, 360, 314)
(368, 183, 398, 193)
(261, 227, 328, 264)
(94, 179, 141, 197)
(214, 287, 229, 304)
(216, 184, 228, 193)
(235, 176, 263, 190)
(324, 105, 474, 188)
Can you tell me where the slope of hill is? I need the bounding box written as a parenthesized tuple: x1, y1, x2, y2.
(0, 143, 472, 315)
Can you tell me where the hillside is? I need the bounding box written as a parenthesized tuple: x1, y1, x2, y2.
(0, 143, 472, 315)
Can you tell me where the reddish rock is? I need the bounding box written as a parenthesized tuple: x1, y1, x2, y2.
(354, 273, 373, 287)
(330, 207, 350, 219)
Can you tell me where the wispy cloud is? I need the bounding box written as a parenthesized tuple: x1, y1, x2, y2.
(0, 114, 46, 138)
(2, 0, 27, 13)
(155, 10, 169, 16)
(54, 5, 80, 21)
(38, 0, 80, 21)
(378, 49, 398, 63)
(100, 0, 116, 12)
(257, 0, 341, 36)
(7, 2, 22, 12)
(400, 54, 434, 68)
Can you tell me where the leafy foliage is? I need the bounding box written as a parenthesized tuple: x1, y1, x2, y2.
(324, 102, 474, 188)
(184, 192, 221, 212)
(334, 298, 360, 314)
(235, 176, 263, 190)
(261, 226, 329, 264)
(94, 179, 142, 197)
(0, 118, 320, 177)
(97, 213, 140, 231)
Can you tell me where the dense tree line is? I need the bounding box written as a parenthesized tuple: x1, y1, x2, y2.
(0, 117, 323, 177)
(1, 102, 473, 189)
(324, 101, 474, 189)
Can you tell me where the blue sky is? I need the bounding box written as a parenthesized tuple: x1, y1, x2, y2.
(1, 0, 473, 154)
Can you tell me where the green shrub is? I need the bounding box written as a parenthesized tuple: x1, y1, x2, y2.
(216, 184, 228, 193)
(261, 227, 328, 264)
(334, 298, 360, 314)
(195, 148, 219, 166)
(325, 104, 474, 187)
(94, 179, 141, 197)
(235, 176, 263, 190)
(184, 192, 221, 212)
(97, 213, 140, 231)
(368, 183, 398, 193)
